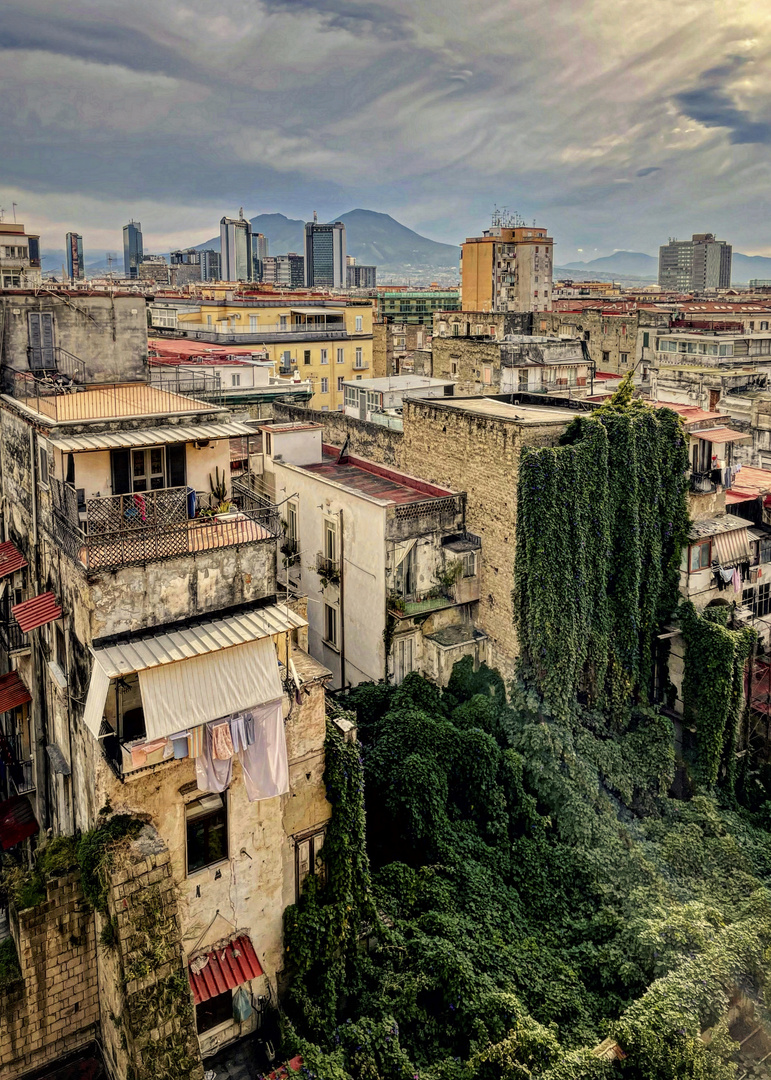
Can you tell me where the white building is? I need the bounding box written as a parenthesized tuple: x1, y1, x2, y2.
(257, 423, 485, 687)
(0, 221, 42, 288)
(342, 375, 454, 422)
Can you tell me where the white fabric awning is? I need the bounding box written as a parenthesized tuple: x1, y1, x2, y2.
(290, 307, 344, 317)
(139, 636, 282, 740)
(81, 603, 305, 739)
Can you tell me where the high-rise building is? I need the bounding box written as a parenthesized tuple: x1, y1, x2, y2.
(346, 260, 377, 288)
(66, 232, 84, 280)
(122, 220, 143, 278)
(200, 249, 221, 282)
(220, 210, 253, 281)
(304, 217, 346, 288)
(261, 252, 305, 288)
(252, 232, 269, 281)
(658, 234, 732, 292)
(460, 216, 553, 313)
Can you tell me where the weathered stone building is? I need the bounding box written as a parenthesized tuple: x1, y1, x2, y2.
(431, 334, 590, 396)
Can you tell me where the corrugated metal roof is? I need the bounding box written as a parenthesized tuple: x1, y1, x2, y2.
(0, 542, 27, 579)
(189, 935, 263, 1004)
(689, 427, 752, 444)
(12, 592, 62, 633)
(0, 671, 31, 714)
(49, 420, 256, 454)
(91, 603, 306, 678)
(689, 514, 753, 541)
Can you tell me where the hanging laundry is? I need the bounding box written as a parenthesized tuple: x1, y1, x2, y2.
(170, 731, 190, 759)
(195, 724, 232, 793)
(211, 720, 234, 760)
(188, 726, 205, 758)
(243, 714, 255, 747)
(238, 699, 289, 803)
(130, 743, 148, 768)
(230, 714, 247, 754)
(732, 568, 742, 592)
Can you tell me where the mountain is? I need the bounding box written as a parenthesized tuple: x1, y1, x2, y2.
(732, 253, 771, 283)
(194, 209, 460, 279)
(563, 251, 658, 277)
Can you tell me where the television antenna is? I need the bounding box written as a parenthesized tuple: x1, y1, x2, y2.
(106, 252, 117, 280)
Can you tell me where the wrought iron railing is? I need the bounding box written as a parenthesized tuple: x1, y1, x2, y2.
(148, 368, 223, 404)
(11, 759, 34, 795)
(389, 587, 455, 617)
(13, 373, 209, 421)
(316, 553, 340, 581)
(386, 494, 465, 541)
(0, 617, 28, 654)
(691, 471, 718, 494)
(232, 475, 273, 511)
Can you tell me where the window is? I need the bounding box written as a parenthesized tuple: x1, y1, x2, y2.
(324, 519, 337, 563)
(620, 352, 629, 365)
(231, 372, 241, 387)
(295, 826, 326, 901)
(38, 437, 50, 487)
(186, 794, 228, 874)
(207, 314, 213, 327)
(320, 377, 329, 394)
(366, 390, 381, 412)
(320, 348, 328, 364)
(321, 405, 329, 412)
(763, 322, 769, 331)
(602, 351, 610, 364)
(279, 315, 288, 328)
(451, 361, 458, 376)
(304, 349, 311, 365)
(344, 386, 358, 409)
(249, 315, 258, 331)
(460, 551, 476, 578)
(518, 370, 528, 391)
(287, 501, 298, 543)
(132, 446, 166, 491)
(417, 332, 424, 347)
(355, 315, 363, 332)
(758, 582, 771, 617)
(452, 324, 459, 336)
(337, 347, 344, 364)
(196, 990, 232, 1034)
(324, 603, 338, 647)
(393, 635, 416, 685)
(483, 366, 493, 385)
(355, 348, 363, 368)
(337, 376, 344, 391)
(396, 336, 406, 348)
(689, 540, 711, 572)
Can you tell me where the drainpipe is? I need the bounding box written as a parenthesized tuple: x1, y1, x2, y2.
(338, 508, 345, 691)
(29, 427, 50, 831)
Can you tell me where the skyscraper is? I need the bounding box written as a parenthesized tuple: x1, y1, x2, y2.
(658, 234, 732, 291)
(66, 232, 84, 280)
(304, 217, 346, 288)
(220, 210, 253, 281)
(122, 220, 143, 278)
(252, 232, 268, 281)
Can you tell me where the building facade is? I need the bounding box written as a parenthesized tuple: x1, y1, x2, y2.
(252, 232, 268, 281)
(658, 233, 732, 291)
(0, 222, 42, 289)
(122, 221, 143, 279)
(304, 220, 346, 289)
(220, 212, 254, 282)
(346, 262, 377, 288)
(262, 253, 305, 288)
(460, 221, 553, 313)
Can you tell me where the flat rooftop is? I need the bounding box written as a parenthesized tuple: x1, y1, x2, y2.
(411, 396, 584, 424)
(9, 380, 218, 423)
(300, 449, 454, 505)
(342, 375, 453, 392)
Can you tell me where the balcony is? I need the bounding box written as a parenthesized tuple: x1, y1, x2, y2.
(177, 322, 357, 346)
(389, 587, 456, 618)
(691, 470, 718, 494)
(386, 494, 466, 542)
(50, 478, 280, 574)
(0, 617, 29, 655)
(353, 362, 370, 371)
(11, 759, 35, 796)
(316, 553, 340, 586)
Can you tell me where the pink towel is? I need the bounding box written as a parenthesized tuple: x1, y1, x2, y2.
(211, 721, 234, 760)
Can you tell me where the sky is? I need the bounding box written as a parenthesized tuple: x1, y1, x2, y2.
(2, 0, 771, 264)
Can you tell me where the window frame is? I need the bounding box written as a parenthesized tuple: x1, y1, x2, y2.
(688, 540, 711, 573)
(196, 989, 233, 1034)
(323, 603, 338, 648)
(185, 794, 229, 876)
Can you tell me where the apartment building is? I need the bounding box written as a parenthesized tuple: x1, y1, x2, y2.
(373, 288, 459, 325)
(257, 423, 483, 687)
(431, 333, 591, 396)
(153, 294, 374, 412)
(659, 233, 732, 291)
(0, 361, 332, 1067)
(122, 221, 143, 279)
(460, 220, 553, 313)
(0, 222, 42, 289)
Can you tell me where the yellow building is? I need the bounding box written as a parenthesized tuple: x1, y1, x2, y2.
(155, 294, 374, 412)
(460, 224, 553, 314)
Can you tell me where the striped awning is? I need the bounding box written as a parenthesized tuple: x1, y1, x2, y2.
(0, 671, 31, 714)
(0, 542, 27, 579)
(713, 526, 751, 566)
(189, 935, 263, 1004)
(689, 427, 751, 444)
(48, 420, 256, 454)
(0, 795, 38, 851)
(12, 592, 62, 633)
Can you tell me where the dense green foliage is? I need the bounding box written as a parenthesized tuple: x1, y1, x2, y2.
(0, 936, 21, 992)
(281, 674, 771, 1079)
(77, 813, 143, 913)
(514, 381, 690, 718)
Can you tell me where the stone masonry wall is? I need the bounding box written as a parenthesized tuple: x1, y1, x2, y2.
(0, 872, 100, 1080)
(272, 401, 403, 466)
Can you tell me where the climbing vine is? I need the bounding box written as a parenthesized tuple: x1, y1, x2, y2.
(514, 375, 690, 718)
(679, 601, 756, 791)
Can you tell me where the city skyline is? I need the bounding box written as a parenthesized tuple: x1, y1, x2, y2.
(2, 0, 771, 260)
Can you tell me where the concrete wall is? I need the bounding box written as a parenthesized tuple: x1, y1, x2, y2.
(0, 872, 100, 1080)
(0, 293, 148, 388)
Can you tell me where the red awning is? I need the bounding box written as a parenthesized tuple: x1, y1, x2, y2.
(12, 592, 62, 634)
(0, 542, 28, 579)
(0, 795, 38, 850)
(0, 671, 31, 714)
(188, 935, 263, 1004)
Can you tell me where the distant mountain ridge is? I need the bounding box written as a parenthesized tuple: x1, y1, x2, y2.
(563, 249, 771, 284)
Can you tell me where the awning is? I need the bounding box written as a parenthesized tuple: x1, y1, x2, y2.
(82, 602, 304, 738)
(12, 592, 62, 633)
(689, 427, 751, 444)
(48, 420, 256, 454)
(189, 935, 264, 1004)
(138, 636, 282, 740)
(0, 794, 38, 850)
(290, 307, 344, 317)
(0, 542, 27, 579)
(0, 671, 31, 714)
(713, 527, 751, 566)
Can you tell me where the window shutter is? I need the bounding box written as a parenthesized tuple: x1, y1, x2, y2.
(28, 313, 42, 369)
(166, 444, 187, 488)
(111, 449, 131, 495)
(41, 314, 54, 366)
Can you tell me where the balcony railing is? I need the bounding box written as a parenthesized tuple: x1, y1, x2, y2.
(316, 553, 340, 584)
(12, 373, 208, 422)
(386, 494, 466, 542)
(50, 478, 280, 573)
(691, 471, 718, 494)
(11, 759, 34, 796)
(389, 587, 455, 618)
(148, 368, 224, 404)
(177, 322, 360, 345)
(26, 346, 87, 382)
(0, 617, 29, 655)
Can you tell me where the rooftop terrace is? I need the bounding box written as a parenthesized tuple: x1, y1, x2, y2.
(9, 376, 218, 423)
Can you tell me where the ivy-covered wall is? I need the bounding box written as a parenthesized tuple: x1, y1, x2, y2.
(515, 383, 690, 718)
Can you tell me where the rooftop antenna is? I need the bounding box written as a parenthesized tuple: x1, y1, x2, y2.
(106, 252, 117, 280)
(0, 208, 5, 223)
(12, 203, 17, 223)
(239, 207, 244, 220)
(313, 210, 318, 223)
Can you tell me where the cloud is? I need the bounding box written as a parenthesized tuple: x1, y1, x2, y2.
(3, 0, 771, 256)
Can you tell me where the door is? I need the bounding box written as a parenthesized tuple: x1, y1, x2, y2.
(393, 636, 414, 685)
(28, 313, 55, 370)
(709, 389, 720, 411)
(132, 447, 166, 491)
